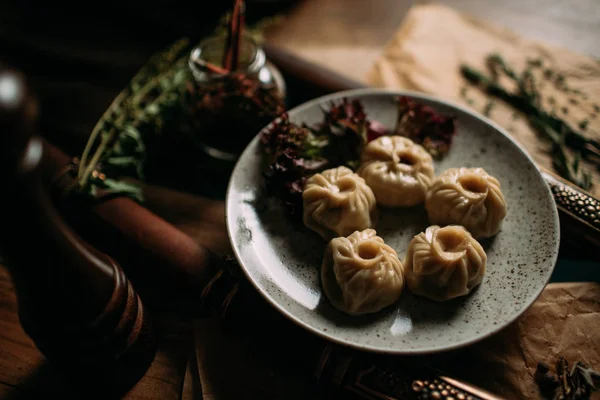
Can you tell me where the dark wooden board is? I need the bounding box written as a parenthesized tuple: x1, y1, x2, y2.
(0, 266, 193, 399)
(0, 383, 18, 398)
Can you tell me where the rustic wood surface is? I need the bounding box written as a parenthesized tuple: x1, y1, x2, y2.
(0, 266, 192, 399)
(0, 0, 598, 398)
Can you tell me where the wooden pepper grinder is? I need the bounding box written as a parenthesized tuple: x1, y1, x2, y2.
(0, 66, 156, 394)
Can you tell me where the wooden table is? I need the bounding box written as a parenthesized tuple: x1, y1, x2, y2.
(0, 0, 598, 398)
(0, 267, 194, 399)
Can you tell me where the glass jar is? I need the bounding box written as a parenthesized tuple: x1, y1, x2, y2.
(182, 33, 286, 162)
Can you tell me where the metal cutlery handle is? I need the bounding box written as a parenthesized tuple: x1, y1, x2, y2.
(314, 344, 504, 400)
(541, 168, 600, 247)
(199, 262, 506, 400)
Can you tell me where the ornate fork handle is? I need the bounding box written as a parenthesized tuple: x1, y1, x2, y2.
(314, 345, 503, 400)
(200, 260, 506, 400)
(541, 168, 600, 247)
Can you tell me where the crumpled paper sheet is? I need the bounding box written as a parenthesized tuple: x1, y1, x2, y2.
(263, 0, 413, 84)
(456, 282, 600, 399)
(191, 282, 600, 399)
(367, 3, 600, 196)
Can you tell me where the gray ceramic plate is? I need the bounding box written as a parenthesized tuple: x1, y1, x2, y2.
(226, 89, 559, 355)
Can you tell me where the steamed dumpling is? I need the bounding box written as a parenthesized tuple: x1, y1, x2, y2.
(321, 229, 404, 316)
(404, 225, 486, 302)
(357, 136, 435, 207)
(425, 167, 507, 239)
(303, 166, 378, 240)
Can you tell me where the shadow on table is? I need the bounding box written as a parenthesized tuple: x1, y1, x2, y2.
(3, 313, 193, 400)
(2, 361, 147, 400)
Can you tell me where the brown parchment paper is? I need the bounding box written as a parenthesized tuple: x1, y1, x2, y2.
(366, 3, 600, 196)
(456, 282, 600, 399)
(192, 282, 600, 399)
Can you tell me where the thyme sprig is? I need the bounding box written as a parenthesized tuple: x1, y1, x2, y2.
(74, 38, 192, 202)
(73, 2, 283, 202)
(460, 55, 598, 190)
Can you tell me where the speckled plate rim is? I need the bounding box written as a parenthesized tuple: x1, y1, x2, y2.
(225, 88, 560, 355)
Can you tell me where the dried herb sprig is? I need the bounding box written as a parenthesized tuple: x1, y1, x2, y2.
(73, 3, 281, 202)
(535, 358, 600, 399)
(460, 55, 597, 190)
(78, 37, 189, 182)
(74, 38, 193, 202)
(529, 115, 593, 189)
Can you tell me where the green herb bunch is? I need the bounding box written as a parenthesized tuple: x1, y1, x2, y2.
(461, 54, 598, 190)
(70, 5, 285, 204)
(73, 38, 193, 203)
